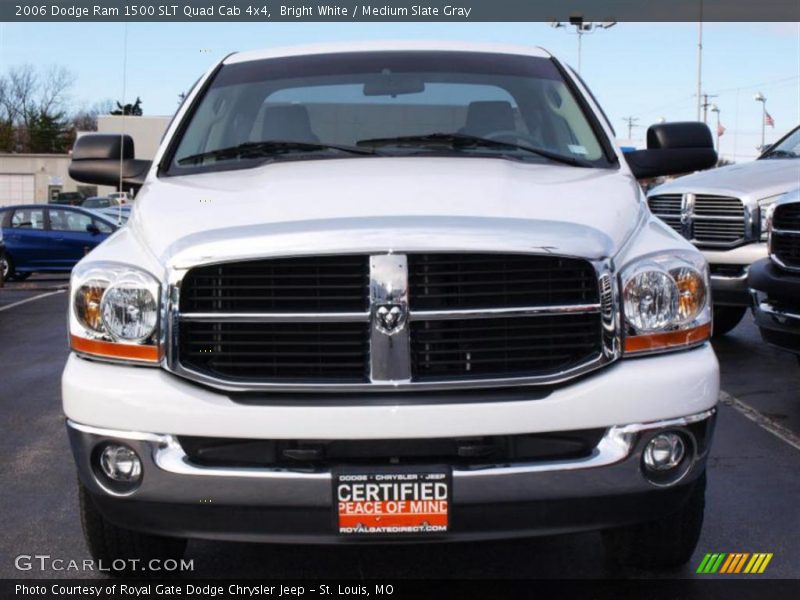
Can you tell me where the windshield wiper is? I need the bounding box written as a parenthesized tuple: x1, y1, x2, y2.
(356, 132, 592, 167)
(177, 140, 376, 165)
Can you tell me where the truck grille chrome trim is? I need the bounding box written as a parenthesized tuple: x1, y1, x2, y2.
(648, 193, 753, 248)
(164, 253, 620, 392)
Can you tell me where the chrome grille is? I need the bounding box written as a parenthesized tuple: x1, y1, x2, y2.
(647, 194, 682, 235)
(693, 195, 746, 245)
(172, 253, 614, 391)
(771, 202, 800, 270)
(648, 193, 748, 247)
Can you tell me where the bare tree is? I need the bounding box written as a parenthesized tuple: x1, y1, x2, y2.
(0, 64, 76, 152)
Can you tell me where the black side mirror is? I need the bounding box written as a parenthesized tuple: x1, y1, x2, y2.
(85, 223, 101, 235)
(69, 134, 151, 188)
(624, 122, 717, 179)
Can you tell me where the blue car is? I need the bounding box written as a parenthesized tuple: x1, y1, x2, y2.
(0, 204, 117, 281)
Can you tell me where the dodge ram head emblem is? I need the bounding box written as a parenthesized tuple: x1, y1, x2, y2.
(374, 304, 407, 335)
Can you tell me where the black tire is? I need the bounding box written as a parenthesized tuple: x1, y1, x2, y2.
(1, 254, 13, 281)
(79, 481, 187, 575)
(712, 305, 747, 337)
(11, 272, 31, 281)
(602, 473, 706, 569)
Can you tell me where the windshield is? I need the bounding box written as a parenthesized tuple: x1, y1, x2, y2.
(762, 127, 800, 159)
(167, 51, 611, 174)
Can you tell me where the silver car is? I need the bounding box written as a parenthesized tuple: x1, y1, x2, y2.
(647, 125, 800, 335)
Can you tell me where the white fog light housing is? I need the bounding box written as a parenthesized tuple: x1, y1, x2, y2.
(621, 251, 711, 354)
(99, 444, 142, 482)
(70, 262, 161, 363)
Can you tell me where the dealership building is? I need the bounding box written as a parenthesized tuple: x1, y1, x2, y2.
(0, 115, 170, 207)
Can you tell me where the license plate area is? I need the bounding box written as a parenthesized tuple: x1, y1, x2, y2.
(334, 466, 451, 536)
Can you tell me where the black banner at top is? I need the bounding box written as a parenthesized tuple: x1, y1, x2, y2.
(3, 0, 800, 22)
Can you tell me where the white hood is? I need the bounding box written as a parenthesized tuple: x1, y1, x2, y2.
(131, 157, 643, 267)
(650, 158, 800, 201)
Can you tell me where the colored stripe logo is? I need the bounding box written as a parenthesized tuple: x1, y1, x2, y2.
(697, 553, 773, 574)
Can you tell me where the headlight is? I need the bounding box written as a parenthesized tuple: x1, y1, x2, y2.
(758, 195, 781, 241)
(621, 252, 711, 354)
(70, 263, 161, 363)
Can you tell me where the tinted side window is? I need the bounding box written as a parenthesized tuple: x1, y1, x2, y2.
(94, 219, 113, 234)
(49, 209, 93, 232)
(11, 208, 45, 230)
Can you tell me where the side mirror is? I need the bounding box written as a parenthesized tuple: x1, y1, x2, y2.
(85, 223, 101, 235)
(69, 134, 151, 188)
(624, 122, 717, 179)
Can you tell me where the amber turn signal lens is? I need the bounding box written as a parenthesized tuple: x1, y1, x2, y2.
(70, 335, 160, 363)
(624, 323, 712, 354)
(672, 267, 706, 323)
(75, 283, 106, 331)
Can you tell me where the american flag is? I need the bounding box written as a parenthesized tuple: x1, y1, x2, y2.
(765, 111, 775, 128)
(717, 122, 726, 137)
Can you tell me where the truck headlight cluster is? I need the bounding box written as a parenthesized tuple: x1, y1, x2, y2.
(70, 263, 161, 363)
(621, 252, 711, 354)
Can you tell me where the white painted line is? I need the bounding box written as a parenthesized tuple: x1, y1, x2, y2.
(0, 289, 65, 313)
(719, 390, 800, 452)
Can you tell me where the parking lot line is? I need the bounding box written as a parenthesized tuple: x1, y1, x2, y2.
(0, 289, 65, 313)
(720, 390, 800, 452)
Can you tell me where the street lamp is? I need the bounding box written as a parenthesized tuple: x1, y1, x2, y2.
(550, 18, 617, 73)
(754, 92, 767, 151)
(710, 104, 721, 153)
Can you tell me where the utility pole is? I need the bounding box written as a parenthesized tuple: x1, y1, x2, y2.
(754, 92, 767, 151)
(622, 116, 640, 140)
(696, 0, 704, 121)
(701, 93, 718, 124)
(710, 104, 721, 154)
(551, 18, 617, 74)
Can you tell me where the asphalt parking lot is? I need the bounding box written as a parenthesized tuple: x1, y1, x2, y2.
(1, 276, 799, 580)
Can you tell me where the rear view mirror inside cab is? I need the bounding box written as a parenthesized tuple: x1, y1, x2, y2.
(363, 71, 426, 97)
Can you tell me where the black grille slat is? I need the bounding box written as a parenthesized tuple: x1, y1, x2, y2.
(773, 203, 800, 232)
(180, 256, 369, 313)
(772, 234, 800, 268)
(180, 321, 370, 382)
(408, 253, 598, 311)
(411, 314, 602, 380)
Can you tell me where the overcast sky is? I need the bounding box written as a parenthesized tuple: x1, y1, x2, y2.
(0, 21, 798, 161)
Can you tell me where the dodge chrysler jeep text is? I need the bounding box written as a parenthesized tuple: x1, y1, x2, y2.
(63, 42, 720, 569)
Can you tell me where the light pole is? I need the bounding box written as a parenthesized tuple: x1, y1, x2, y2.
(550, 18, 617, 74)
(754, 92, 767, 151)
(710, 104, 721, 153)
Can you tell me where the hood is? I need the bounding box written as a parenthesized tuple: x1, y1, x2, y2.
(131, 157, 643, 267)
(650, 158, 800, 200)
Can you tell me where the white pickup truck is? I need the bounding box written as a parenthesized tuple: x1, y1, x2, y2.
(64, 42, 719, 570)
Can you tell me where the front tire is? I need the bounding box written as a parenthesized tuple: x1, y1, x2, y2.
(602, 473, 706, 569)
(712, 305, 746, 337)
(79, 481, 187, 574)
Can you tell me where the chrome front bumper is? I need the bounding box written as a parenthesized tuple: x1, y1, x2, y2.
(68, 410, 716, 542)
(710, 271, 751, 306)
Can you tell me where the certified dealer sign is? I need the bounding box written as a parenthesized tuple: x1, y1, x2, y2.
(334, 469, 450, 536)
